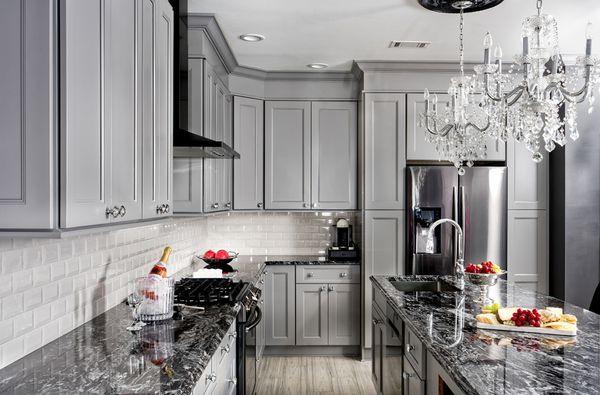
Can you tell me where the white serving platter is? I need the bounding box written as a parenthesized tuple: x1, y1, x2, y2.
(476, 322, 577, 337)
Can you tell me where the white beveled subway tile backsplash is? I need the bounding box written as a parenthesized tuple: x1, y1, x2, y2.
(0, 211, 361, 369)
(204, 211, 361, 255)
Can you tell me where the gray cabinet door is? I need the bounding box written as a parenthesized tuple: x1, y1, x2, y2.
(222, 94, 233, 210)
(328, 283, 360, 346)
(264, 265, 296, 346)
(203, 66, 218, 212)
(311, 102, 357, 210)
(105, 0, 142, 223)
(371, 304, 384, 394)
(296, 284, 328, 346)
(265, 101, 311, 210)
(363, 210, 405, 349)
(233, 96, 264, 210)
(0, 0, 55, 229)
(60, 0, 109, 228)
(507, 138, 548, 210)
(364, 94, 406, 210)
(142, 0, 173, 219)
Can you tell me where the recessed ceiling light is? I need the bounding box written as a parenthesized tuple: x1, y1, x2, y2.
(239, 34, 265, 42)
(307, 63, 328, 69)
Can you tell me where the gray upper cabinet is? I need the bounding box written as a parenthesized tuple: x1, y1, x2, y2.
(264, 265, 296, 346)
(222, 94, 233, 210)
(0, 0, 55, 229)
(507, 139, 548, 210)
(265, 101, 311, 210)
(105, 0, 142, 224)
(311, 102, 358, 210)
(364, 93, 406, 210)
(406, 93, 505, 162)
(233, 97, 264, 210)
(60, 0, 109, 228)
(142, 0, 173, 219)
(296, 284, 329, 346)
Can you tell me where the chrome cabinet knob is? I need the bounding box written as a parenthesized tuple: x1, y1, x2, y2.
(311, 203, 317, 208)
(221, 344, 230, 353)
(340, 273, 348, 278)
(228, 378, 237, 385)
(156, 205, 163, 214)
(105, 206, 119, 218)
(207, 373, 217, 382)
(164, 204, 170, 213)
(307, 272, 314, 278)
(119, 205, 126, 217)
(302, 203, 308, 208)
(406, 344, 414, 353)
(402, 372, 413, 379)
(320, 285, 326, 292)
(260, 279, 265, 284)
(257, 202, 263, 208)
(328, 285, 334, 292)
(212, 203, 219, 209)
(225, 202, 232, 208)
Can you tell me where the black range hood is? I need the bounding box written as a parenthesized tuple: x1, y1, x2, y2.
(173, 129, 240, 159)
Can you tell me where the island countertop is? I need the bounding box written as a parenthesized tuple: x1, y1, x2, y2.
(371, 275, 600, 395)
(0, 259, 266, 394)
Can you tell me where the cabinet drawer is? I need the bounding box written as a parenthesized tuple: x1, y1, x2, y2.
(296, 265, 360, 284)
(216, 321, 237, 367)
(403, 356, 426, 395)
(404, 327, 426, 380)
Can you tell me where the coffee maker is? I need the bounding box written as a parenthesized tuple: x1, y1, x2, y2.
(327, 218, 360, 262)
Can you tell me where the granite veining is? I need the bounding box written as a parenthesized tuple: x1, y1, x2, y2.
(0, 260, 266, 395)
(263, 255, 360, 265)
(371, 275, 600, 395)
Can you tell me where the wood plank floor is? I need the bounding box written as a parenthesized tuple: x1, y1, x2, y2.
(255, 356, 377, 395)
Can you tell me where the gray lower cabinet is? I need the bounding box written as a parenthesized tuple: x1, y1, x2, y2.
(403, 356, 425, 395)
(233, 96, 264, 210)
(264, 266, 296, 346)
(364, 210, 405, 349)
(311, 102, 358, 210)
(328, 283, 360, 345)
(193, 321, 237, 395)
(0, 0, 55, 229)
(142, 0, 173, 219)
(371, 303, 385, 394)
(265, 101, 311, 210)
(296, 284, 329, 346)
(364, 93, 406, 210)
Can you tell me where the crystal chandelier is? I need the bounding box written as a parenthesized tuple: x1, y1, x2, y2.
(474, 0, 600, 162)
(421, 5, 491, 175)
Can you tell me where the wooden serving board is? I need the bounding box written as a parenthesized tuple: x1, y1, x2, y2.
(476, 322, 577, 337)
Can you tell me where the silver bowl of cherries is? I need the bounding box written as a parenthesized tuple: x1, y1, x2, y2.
(464, 261, 507, 304)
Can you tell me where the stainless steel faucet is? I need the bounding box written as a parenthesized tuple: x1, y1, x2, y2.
(426, 218, 465, 289)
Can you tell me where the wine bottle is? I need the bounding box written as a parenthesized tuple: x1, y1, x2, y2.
(149, 246, 172, 278)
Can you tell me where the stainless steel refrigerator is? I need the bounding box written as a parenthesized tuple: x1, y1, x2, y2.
(406, 166, 507, 275)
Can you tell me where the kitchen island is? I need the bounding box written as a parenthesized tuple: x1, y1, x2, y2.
(0, 259, 266, 394)
(370, 275, 600, 395)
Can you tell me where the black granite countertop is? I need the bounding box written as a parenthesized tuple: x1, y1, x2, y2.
(0, 260, 266, 395)
(371, 275, 600, 395)
(262, 255, 360, 265)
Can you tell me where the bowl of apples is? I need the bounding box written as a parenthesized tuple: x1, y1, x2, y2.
(200, 249, 239, 266)
(464, 261, 506, 287)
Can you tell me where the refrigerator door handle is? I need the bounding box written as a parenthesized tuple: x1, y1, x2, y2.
(452, 186, 458, 266)
(460, 186, 466, 230)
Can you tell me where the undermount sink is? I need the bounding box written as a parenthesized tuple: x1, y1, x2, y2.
(389, 278, 460, 293)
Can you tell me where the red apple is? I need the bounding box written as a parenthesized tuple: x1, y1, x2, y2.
(203, 250, 215, 259)
(216, 250, 229, 260)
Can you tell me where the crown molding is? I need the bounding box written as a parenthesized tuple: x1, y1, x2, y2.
(231, 66, 357, 82)
(355, 60, 479, 73)
(185, 13, 238, 74)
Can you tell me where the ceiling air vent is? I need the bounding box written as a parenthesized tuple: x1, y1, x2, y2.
(389, 40, 431, 49)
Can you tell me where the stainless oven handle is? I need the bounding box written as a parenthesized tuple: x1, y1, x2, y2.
(245, 305, 262, 332)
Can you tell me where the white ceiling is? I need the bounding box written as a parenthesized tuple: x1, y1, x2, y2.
(188, 0, 600, 72)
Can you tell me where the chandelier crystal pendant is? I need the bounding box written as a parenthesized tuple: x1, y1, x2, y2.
(474, 0, 600, 163)
(421, 5, 491, 175)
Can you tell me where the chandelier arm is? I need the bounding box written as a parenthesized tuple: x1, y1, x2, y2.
(484, 75, 503, 102)
(466, 117, 491, 133)
(506, 88, 526, 106)
(424, 114, 442, 136)
(437, 124, 455, 137)
(558, 85, 589, 104)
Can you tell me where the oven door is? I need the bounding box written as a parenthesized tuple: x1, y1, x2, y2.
(240, 305, 262, 395)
